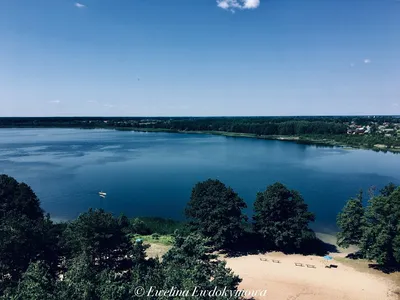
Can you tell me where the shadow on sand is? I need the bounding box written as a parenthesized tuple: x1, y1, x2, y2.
(345, 252, 400, 275)
(368, 264, 400, 274)
(222, 232, 339, 258)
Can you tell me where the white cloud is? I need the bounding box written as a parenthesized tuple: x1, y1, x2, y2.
(243, 0, 260, 8)
(364, 59, 371, 64)
(350, 63, 355, 67)
(103, 104, 114, 108)
(48, 100, 61, 104)
(217, 1, 230, 9)
(75, 3, 86, 8)
(217, 0, 260, 12)
(393, 103, 399, 107)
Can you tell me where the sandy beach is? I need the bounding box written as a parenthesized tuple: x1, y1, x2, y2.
(146, 232, 399, 300)
(224, 232, 399, 300)
(224, 252, 398, 300)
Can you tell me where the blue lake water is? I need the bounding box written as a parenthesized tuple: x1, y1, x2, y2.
(1, 128, 399, 233)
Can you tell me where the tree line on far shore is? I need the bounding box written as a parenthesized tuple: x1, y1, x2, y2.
(2, 116, 400, 149)
(0, 116, 348, 135)
(0, 174, 399, 299)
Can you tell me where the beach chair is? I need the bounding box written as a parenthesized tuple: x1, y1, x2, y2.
(295, 262, 304, 267)
(306, 264, 316, 268)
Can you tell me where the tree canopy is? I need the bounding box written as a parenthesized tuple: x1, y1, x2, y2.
(185, 179, 247, 249)
(3, 172, 399, 299)
(336, 191, 365, 248)
(63, 208, 133, 272)
(0, 175, 59, 290)
(337, 183, 400, 265)
(360, 185, 400, 265)
(253, 182, 316, 252)
(162, 234, 241, 299)
(8, 261, 56, 300)
(0, 174, 43, 220)
(0, 175, 243, 299)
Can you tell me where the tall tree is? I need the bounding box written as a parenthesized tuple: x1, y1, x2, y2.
(360, 187, 400, 265)
(128, 242, 165, 300)
(379, 182, 397, 197)
(95, 269, 132, 300)
(337, 191, 365, 248)
(0, 174, 43, 220)
(57, 241, 162, 300)
(253, 182, 316, 252)
(10, 261, 56, 300)
(162, 234, 241, 299)
(56, 253, 98, 300)
(63, 208, 133, 272)
(185, 179, 247, 249)
(0, 175, 59, 291)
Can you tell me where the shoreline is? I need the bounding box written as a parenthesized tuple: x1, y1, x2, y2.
(1, 125, 400, 153)
(111, 127, 400, 153)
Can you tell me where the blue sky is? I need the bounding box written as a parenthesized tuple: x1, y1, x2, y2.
(1, 0, 399, 116)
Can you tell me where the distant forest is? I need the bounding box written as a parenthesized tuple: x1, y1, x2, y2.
(1, 116, 400, 149)
(1, 116, 399, 133)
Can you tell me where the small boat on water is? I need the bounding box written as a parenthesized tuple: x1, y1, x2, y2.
(99, 194, 106, 198)
(99, 191, 107, 197)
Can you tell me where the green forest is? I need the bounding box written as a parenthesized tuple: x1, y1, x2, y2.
(0, 175, 399, 299)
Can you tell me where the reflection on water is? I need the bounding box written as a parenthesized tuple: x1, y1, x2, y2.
(0, 128, 399, 233)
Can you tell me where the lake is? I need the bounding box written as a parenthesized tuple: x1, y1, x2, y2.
(1, 128, 399, 233)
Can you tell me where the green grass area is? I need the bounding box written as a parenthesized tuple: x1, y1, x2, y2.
(133, 216, 185, 235)
(132, 234, 175, 246)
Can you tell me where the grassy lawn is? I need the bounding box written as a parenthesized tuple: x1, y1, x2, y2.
(131, 234, 174, 259)
(132, 234, 175, 246)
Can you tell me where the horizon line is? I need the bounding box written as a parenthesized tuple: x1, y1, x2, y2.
(1, 115, 400, 118)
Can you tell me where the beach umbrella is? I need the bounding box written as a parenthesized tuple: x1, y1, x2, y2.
(323, 255, 333, 267)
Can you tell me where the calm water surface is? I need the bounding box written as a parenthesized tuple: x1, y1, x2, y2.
(1, 128, 399, 232)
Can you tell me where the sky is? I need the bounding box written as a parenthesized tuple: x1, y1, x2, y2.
(1, 0, 399, 116)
